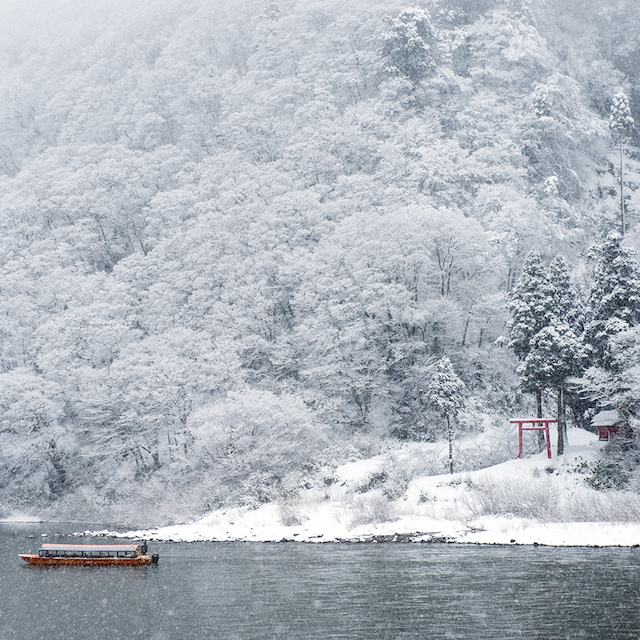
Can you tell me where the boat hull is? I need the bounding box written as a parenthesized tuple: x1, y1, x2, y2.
(19, 554, 154, 566)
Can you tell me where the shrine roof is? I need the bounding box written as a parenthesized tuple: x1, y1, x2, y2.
(592, 410, 621, 427)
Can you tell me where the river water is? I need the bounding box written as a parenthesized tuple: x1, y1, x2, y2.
(2, 522, 639, 639)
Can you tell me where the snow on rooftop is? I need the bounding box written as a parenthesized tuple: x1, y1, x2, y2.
(592, 410, 621, 427)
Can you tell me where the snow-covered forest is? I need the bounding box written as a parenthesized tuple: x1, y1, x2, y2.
(1, 0, 640, 525)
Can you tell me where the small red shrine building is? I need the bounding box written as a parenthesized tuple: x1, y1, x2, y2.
(592, 410, 623, 441)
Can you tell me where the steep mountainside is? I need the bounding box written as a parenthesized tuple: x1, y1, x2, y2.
(0, 0, 638, 524)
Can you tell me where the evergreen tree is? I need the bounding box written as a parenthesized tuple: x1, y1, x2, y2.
(609, 91, 634, 234)
(507, 251, 556, 421)
(531, 83, 552, 118)
(577, 326, 640, 490)
(548, 255, 582, 328)
(579, 239, 640, 487)
(426, 357, 464, 474)
(519, 322, 585, 455)
(380, 7, 437, 82)
(610, 90, 634, 137)
(509, 254, 585, 454)
(548, 255, 588, 437)
(584, 234, 640, 371)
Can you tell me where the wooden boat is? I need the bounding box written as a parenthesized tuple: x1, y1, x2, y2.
(19, 543, 159, 566)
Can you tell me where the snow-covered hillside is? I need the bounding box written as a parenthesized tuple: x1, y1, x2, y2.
(105, 428, 640, 547)
(2, 0, 640, 523)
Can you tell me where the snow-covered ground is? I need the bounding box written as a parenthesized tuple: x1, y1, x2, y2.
(97, 427, 640, 547)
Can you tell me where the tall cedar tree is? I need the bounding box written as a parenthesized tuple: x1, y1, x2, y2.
(426, 357, 464, 474)
(548, 255, 585, 451)
(609, 91, 634, 235)
(585, 234, 640, 372)
(507, 251, 556, 439)
(516, 257, 584, 454)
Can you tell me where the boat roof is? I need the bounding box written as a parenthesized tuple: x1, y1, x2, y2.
(39, 543, 140, 551)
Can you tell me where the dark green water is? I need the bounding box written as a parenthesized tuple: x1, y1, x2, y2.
(1, 523, 639, 639)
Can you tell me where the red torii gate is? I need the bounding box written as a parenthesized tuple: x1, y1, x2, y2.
(510, 418, 557, 459)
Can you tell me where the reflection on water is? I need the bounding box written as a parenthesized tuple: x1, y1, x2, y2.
(2, 523, 640, 639)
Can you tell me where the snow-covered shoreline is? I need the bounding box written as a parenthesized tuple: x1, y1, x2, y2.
(105, 518, 640, 548)
(82, 428, 640, 548)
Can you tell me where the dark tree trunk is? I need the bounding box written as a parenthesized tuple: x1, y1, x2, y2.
(49, 440, 66, 493)
(447, 415, 453, 474)
(619, 136, 625, 236)
(536, 389, 545, 451)
(461, 316, 470, 347)
(557, 388, 566, 456)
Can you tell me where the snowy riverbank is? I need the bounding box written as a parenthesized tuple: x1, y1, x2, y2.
(92, 428, 640, 547)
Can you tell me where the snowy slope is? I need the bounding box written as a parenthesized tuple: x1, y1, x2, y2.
(102, 428, 640, 547)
